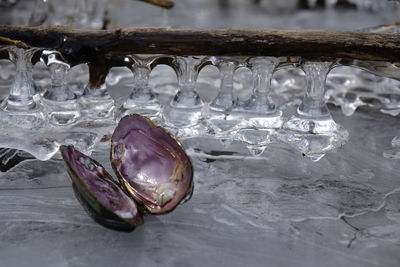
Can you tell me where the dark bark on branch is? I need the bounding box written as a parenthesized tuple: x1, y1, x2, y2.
(0, 25, 400, 66)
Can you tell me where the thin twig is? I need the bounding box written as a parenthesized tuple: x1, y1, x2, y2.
(137, 0, 174, 9)
(0, 36, 31, 49)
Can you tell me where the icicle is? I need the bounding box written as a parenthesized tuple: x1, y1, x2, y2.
(0, 47, 45, 129)
(162, 56, 205, 133)
(41, 50, 75, 101)
(121, 55, 161, 119)
(210, 59, 237, 115)
(40, 50, 80, 126)
(3, 47, 37, 111)
(237, 128, 274, 157)
(207, 57, 243, 145)
(238, 57, 283, 129)
(235, 57, 282, 153)
(79, 61, 115, 121)
(287, 61, 337, 133)
(281, 61, 349, 161)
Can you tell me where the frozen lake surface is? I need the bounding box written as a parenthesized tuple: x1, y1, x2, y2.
(1, 107, 400, 267)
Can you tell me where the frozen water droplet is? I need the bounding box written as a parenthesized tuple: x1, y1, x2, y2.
(246, 145, 266, 157)
(237, 128, 273, 147)
(305, 153, 325, 162)
(341, 103, 357, 117)
(339, 92, 361, 116)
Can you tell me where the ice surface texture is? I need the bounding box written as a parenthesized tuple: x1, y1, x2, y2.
(1, 108, 400, 267)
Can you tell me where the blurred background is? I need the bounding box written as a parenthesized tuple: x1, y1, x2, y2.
(0, 0, 398, 30)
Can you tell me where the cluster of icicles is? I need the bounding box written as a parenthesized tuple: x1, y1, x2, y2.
(0, 45, 399, 162)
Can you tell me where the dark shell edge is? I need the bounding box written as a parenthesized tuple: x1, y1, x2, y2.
(60, 145, 144, 230)
(72, 183, 137, 232)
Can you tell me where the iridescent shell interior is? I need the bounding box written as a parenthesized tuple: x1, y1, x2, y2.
(111, 114, 194, 214)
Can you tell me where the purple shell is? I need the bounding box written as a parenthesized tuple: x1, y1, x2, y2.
(111, 114, 194, 214)
(60, 145, 143, 231)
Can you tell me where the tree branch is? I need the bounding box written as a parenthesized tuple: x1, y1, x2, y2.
(0, 25, 399, 66)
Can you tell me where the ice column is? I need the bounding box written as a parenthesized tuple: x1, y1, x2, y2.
(236, 57, 282, 156)
(0, 47, 45, 128)
(40, 50, 80, 126)
(281, 61, 349, 161)
(121, 55, 161, 119)
(240, 57, 282, 128)
(208, 58, 242, 143)
(163, 56, 205, 137)
(79, 62, 115, 121)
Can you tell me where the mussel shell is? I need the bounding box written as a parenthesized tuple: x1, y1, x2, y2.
(60, 145, 143, 231)
(72, 183, 137, 232)
(111, 114, 194, 215)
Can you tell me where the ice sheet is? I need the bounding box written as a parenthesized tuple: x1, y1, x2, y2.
(1, 108, 400, 267)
